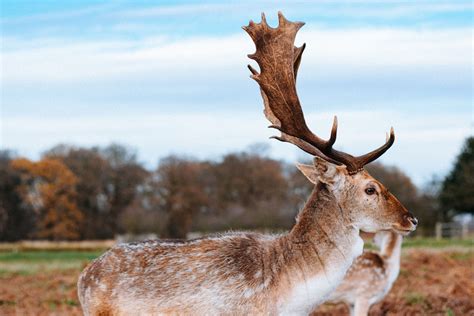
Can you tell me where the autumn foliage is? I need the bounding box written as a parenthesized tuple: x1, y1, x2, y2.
(11, 158, 83, 240)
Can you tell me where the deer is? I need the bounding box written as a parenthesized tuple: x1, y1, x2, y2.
(312, 231, 403, 316)
(77, 12, 417, 316)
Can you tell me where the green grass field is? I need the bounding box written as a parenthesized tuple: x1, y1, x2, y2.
(0, 238, 471, 275)
(401, 237, 473, 248)
(0, 250, 103, 275)
(359, 237, 473, 251)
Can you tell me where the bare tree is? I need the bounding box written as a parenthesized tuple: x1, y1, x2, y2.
(155, 156, 209, 239)
(0, 150, 34, 241)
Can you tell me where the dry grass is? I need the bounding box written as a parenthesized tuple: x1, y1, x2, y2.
(0, 245, 472, 315)
(0, 270, 83, 316)
(312, 249, 474, 316)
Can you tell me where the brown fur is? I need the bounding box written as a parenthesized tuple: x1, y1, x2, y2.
(358, 252, 385, 270)
(381, 231, 400, 258)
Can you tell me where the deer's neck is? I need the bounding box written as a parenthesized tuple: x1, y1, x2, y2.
(380, 232, 402, 262)
(380, 232, 402, 284)
(275, 183, 363, 314)
(288, 182, 362, 259)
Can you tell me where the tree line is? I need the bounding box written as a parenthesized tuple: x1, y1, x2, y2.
(0, 137, 472, 241)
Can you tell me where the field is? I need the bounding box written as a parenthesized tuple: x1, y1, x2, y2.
(0, 239, 472, 315)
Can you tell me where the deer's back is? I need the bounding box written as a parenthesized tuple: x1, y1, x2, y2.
(77, 232, 279, 315)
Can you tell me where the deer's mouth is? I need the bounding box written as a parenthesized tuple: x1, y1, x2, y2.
(394, 229, 411, 236)
(391, 224, 416, 236)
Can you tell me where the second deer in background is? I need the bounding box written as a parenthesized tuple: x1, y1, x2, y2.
(314, 231, 403, 316)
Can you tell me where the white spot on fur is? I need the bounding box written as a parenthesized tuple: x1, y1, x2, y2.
(243, 288, 254, 299)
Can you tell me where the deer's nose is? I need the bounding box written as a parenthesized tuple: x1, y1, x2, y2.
(404, 213, 418, 226)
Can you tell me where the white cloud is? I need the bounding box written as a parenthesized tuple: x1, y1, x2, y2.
(110, 1, 471, 19)
(0, 3, 113, 24)
(112, 3, 237, 18)
(2, 27, 470, 84)
(2, 110, 470, 185)
(2, 1, 468, 25)
(299, 28, 470, 68)
(301, 2, 472, 19)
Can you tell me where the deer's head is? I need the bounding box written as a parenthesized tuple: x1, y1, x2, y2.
(244, 12, 417, 235)
(296, 158, 417, 234)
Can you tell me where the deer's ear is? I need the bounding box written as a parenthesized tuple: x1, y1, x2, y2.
(296, 157, 341, 185)
(296, 163, 320, 184)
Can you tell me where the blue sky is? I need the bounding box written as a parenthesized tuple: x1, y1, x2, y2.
(1, 1, 472, 185)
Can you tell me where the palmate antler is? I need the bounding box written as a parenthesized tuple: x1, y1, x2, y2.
(243, 12, 395, 174)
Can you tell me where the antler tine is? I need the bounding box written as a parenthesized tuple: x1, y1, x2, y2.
(278, 11, 304, 30)
(293, 44, 306, 80)
(247, 64, 259, 76)
(261, 12, 268, 26)
(244, 12, 395, 173)
(355, 127, 395, 167)
(328, 116, 338, 147)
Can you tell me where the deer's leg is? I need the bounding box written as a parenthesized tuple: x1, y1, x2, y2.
(353, 299, 370, 316)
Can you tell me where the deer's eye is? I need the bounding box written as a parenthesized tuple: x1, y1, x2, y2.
(365, 187, 376, 195)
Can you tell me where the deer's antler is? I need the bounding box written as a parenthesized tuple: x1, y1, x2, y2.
(243, 12, 395, 174)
